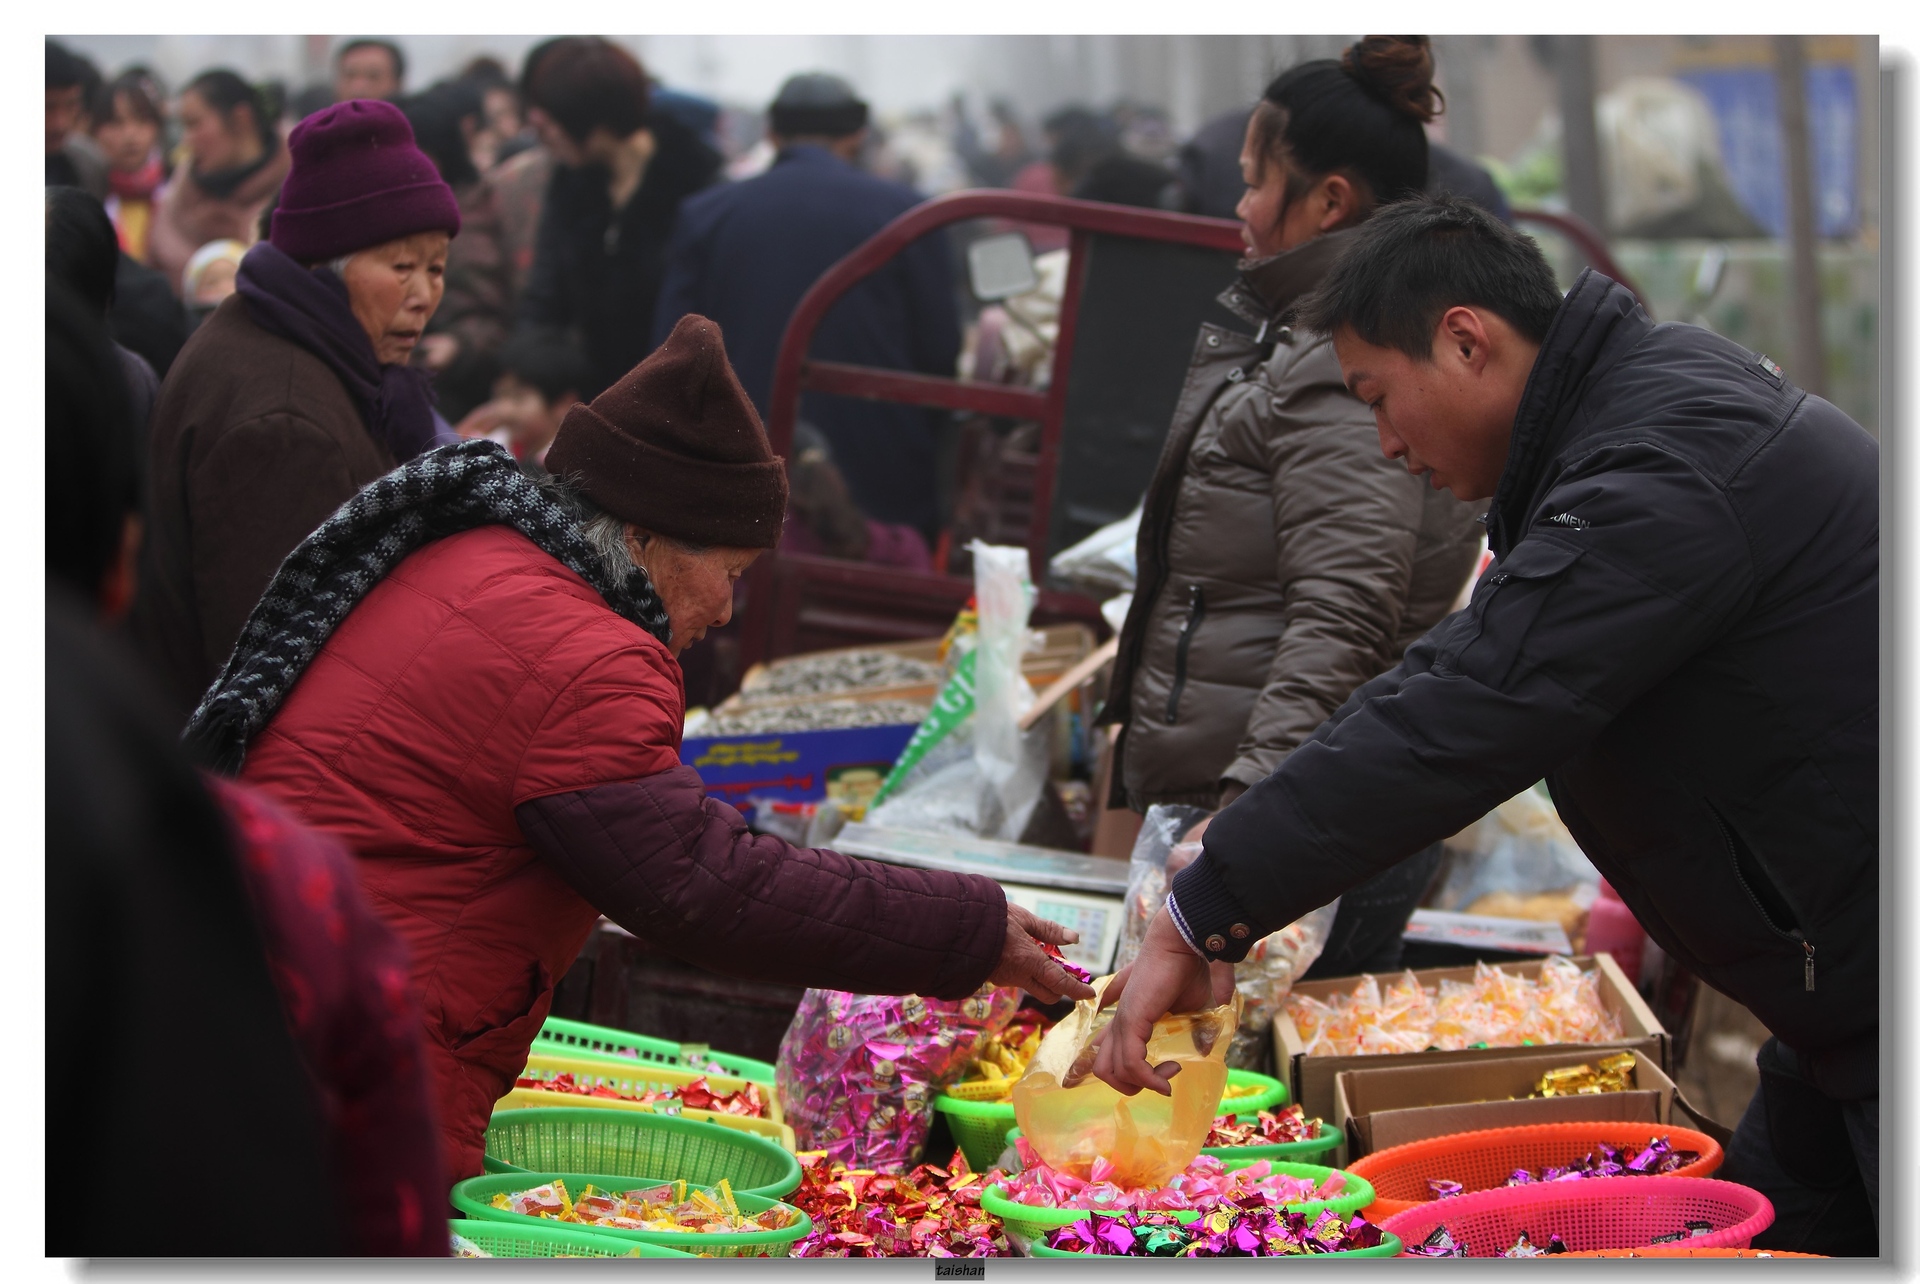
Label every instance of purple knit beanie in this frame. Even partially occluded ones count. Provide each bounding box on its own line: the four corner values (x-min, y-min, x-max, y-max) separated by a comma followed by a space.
269, 100, 460, 263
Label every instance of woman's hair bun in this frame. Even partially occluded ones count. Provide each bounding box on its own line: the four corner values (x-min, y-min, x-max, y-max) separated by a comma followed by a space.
1342, 35, 1444, 124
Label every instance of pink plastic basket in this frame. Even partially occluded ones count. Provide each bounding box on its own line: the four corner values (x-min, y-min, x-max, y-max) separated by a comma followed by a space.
1378, 1176, 1774, 1256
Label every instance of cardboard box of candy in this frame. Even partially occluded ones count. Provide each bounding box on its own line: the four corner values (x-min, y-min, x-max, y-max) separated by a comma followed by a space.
1272, 953, 1668, 1125
1333, 1047, 1679, 1160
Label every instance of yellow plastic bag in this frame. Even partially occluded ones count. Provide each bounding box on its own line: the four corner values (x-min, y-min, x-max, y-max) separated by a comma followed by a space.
1011, 976, 1240, 1188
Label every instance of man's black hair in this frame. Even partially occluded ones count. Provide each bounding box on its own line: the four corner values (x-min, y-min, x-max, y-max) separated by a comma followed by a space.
1072, 153, 1179, 210
524, 37, 649, 144
47, 40, 87, 91
401, 79, 484, 188
497, 333, 591, 406
46, 186, 119, 315
1299, 195, 1564, 360
47, 275, 137, 599
1043, 106, 1119, 188
338, 38, 406, 86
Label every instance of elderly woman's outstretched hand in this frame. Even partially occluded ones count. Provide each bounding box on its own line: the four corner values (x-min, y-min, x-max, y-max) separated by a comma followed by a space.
1091, 906, 1236, 1096
989, 903, 1099, 1005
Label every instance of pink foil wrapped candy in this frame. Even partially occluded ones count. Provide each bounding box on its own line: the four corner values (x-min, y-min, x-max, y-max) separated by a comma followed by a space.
777, 984, 1020, 1172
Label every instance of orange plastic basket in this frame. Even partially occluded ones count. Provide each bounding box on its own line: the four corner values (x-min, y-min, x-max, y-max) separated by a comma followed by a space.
1350, 1122, 1723, 1220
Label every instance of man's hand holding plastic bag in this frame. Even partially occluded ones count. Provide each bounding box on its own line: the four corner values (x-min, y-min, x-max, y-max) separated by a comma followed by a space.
1091, 907, 1236, 1096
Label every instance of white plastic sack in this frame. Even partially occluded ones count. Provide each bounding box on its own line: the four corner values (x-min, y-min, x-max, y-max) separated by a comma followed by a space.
1597, 76, 1732, 232
868, 541, 1045, 842
1433, 784, 1600, 914
1048, 506, 1141, 596
969, 540, 1046, 841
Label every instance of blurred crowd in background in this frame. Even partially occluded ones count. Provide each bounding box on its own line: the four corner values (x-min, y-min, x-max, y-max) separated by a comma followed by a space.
46, 34, 1881, 435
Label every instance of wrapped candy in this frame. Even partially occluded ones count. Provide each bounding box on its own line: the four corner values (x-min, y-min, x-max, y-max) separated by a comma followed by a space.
1649, 1219, 1718, 1244
1478, 1136, 1700, 1186
1044, 1206, 1383, 1257
1408, 1225, 1578, 1258
777, 984, 1021, 1172
1285, 958, 1622, 1057
512, 1071, 768, 1118
1288, 971, 1436, 1057
787, 1148, 1011, 1257
993, 1137, 1346, 1215
491, 1177, 797, 1235
450, 1232, 491, 1257
1045, 1211, 1194, 1256
494, 1181, 572, 1219
945, 1011, 1050, 1104
1404, 1226, 1468, 1258
1427, 1179, 1465, 1200
1202, 1104, 1322, 1148
1503, 1230, 1570, 1257
1534, 1051, 1639, 1096
1039, 939, 1094, 986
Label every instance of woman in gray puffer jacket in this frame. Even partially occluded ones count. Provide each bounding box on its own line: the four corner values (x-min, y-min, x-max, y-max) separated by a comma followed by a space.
1104, 37, 1483, 978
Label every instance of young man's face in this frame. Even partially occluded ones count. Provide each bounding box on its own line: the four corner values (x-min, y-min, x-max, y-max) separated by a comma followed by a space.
335, 46, 400, 102
491, 373, 578, 457
47, 84, 85, 155
1333, 307, 1542, 503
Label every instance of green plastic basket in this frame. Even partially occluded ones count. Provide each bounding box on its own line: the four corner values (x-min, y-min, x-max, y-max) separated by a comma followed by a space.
447, 1217, 692, 1258
932, 1093, 1018, 1172
1220, 1067, 1288, 1117
1027, 1227, 1403, 1258
980, 1160, 1375, 1247
1201, 1121, 1342, 1164
451, 1170, 812, 1258
535, 1016, 776, 1084
484, 1108, 801, 1199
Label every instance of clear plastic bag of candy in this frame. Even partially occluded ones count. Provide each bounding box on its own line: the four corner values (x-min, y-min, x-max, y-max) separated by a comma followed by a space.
777, 983, 1020, 1171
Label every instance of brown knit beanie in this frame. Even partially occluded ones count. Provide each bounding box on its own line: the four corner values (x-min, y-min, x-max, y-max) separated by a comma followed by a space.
545, 315, 789, 548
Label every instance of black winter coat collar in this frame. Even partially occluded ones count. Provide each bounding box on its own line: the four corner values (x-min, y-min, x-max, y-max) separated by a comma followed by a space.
1486, 270, 1651, 557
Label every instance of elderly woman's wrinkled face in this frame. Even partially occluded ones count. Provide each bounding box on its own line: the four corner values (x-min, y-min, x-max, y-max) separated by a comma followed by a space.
627, 532, 762, 657
339, 231, 450, 365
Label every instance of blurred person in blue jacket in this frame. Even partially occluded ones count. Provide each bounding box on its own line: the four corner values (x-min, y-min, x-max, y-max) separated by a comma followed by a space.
652, 72, 961, 541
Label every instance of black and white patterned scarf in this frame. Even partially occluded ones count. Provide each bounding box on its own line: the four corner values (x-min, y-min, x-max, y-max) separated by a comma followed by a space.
186, 439, 672, 774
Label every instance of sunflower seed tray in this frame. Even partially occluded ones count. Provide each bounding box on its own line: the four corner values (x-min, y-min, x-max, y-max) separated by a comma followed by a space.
699, 698, 930, 736
738, 649, 944, 702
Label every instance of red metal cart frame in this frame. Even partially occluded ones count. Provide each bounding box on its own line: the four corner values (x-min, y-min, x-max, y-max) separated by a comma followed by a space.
740, 191, 1245, 668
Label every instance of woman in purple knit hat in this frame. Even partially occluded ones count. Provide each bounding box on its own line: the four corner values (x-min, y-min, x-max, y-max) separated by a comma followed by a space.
130, 98, 463, 720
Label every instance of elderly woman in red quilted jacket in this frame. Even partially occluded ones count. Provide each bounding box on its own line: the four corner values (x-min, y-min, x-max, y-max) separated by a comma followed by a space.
188, 314, 1093, 1183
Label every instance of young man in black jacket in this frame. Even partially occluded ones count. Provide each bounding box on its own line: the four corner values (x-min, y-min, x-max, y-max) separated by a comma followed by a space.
517, 38, 722, 399
1094, 197, 1879, 1255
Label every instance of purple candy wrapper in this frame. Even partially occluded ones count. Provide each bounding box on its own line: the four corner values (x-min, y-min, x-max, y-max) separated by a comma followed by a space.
777, 984, 1019, 1172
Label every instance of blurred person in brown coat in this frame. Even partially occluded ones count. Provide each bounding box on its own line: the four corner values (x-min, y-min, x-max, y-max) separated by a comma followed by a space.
148, 70, 289, 293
